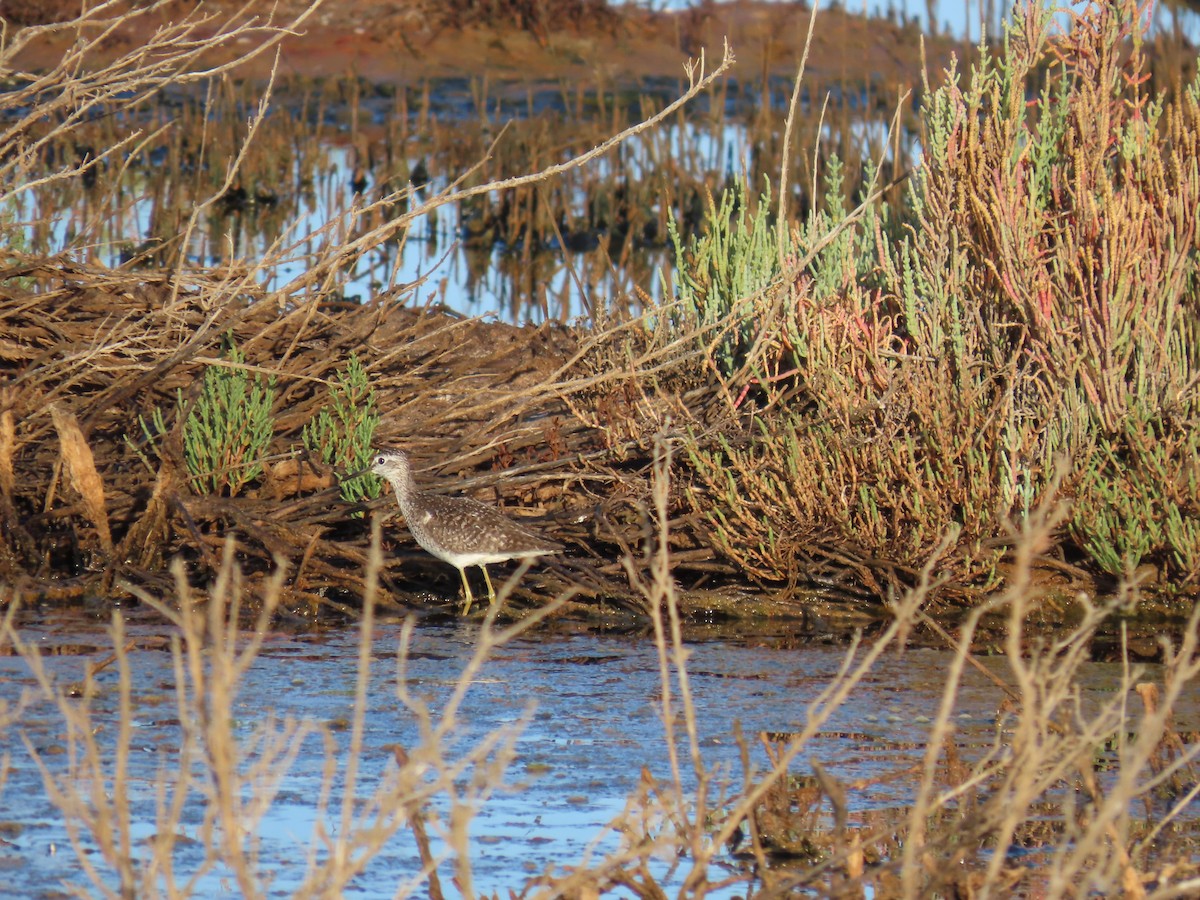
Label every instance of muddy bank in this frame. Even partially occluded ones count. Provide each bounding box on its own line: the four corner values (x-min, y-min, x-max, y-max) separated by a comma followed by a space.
0, 258, 744, 621
7, 1, 958, 94
0, 257, 940, 629
4, 256, 1195, 661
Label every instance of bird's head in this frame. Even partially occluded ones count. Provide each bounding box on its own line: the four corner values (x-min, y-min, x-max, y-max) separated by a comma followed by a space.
370, 449, 411, 481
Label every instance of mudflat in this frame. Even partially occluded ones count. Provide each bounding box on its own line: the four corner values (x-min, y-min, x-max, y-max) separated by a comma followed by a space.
8, 0, 959, 91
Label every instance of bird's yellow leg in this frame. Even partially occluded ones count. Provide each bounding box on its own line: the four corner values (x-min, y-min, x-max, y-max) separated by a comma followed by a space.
459, 568, 476, 615
482, 566, 497, 605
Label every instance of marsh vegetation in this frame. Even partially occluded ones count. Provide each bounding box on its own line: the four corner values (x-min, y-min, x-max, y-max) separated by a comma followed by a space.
1, 0, 1199, 895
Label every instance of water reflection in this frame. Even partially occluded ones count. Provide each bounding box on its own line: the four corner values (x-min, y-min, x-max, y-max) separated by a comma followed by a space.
3, 610, 1192, 897
13, 102, 911, 324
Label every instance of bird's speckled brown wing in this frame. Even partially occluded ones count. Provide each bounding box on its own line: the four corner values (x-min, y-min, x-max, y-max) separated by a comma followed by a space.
406, 493, 562, 559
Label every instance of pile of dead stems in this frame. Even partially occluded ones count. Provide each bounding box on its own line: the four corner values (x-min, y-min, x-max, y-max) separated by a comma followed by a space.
0, 0, 741, 617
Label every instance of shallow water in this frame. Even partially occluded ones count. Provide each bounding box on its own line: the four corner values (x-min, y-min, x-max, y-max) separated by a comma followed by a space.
0, 608, 1193, 897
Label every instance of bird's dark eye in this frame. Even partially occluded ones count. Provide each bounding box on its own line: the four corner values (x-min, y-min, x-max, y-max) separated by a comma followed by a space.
375, 455, 385, 465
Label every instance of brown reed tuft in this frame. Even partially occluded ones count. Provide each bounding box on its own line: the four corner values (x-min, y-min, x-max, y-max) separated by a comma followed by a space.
49, 403, 113, 555
0, 406, 14, 502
